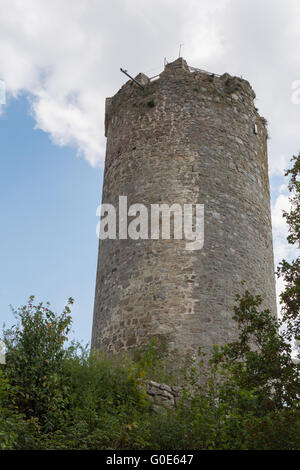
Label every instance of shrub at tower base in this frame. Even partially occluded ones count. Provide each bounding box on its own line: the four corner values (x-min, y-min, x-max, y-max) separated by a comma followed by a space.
0, 155, 299, 450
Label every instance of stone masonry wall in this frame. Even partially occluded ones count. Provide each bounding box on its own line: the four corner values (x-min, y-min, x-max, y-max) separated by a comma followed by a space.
144, 380, 181, 411
92, 57, 277, 357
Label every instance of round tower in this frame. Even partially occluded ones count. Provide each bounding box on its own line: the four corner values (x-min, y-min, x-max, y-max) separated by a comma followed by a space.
92, 57, 277, 355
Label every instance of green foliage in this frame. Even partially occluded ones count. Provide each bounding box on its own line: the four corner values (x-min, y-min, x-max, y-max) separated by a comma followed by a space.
1, 288, 300, 449
2, 296, 74, 432
0, 367, 40, 449
51, 348, 151, 450
0, 298, 153, 449
132, 337, 191, 385
172, 289, 300, 450
0, 368, 18, 449
215, 290, 299, 412
146, 98, 155, 108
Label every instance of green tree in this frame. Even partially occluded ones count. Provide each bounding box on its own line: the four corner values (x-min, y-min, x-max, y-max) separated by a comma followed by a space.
277, 154, 300, 341
2, 296, 74, 432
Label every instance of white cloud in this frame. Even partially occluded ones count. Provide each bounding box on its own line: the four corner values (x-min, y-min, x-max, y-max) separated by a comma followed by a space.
271, 187, 293, 267
275, 275, 285, 317
0, 0, 230, 166
0, 0, 299, 171
271, 180, 299, 315
31, 90, 105, 166
272, 194, 290, 237
269, 154, 291, 177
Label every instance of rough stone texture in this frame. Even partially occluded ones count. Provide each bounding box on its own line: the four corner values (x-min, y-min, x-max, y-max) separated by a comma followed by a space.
144, 380, 181, 410
92, 57, 277, 356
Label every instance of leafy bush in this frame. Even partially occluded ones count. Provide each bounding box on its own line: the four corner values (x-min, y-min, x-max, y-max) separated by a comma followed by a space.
1, 298, 153, 449
1, 288, 300, 449
2, 297, 75, 433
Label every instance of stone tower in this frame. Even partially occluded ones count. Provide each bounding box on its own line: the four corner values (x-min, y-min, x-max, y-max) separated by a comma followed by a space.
92, 58, 277, 356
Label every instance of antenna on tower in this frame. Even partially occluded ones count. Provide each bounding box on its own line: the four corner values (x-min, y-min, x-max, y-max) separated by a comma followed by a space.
178, 44, 184, 58
120, 68, 144, 89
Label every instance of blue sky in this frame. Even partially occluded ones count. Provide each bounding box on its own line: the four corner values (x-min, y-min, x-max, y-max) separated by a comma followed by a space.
0, 0, 299, 345
0, 94, 102, 344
